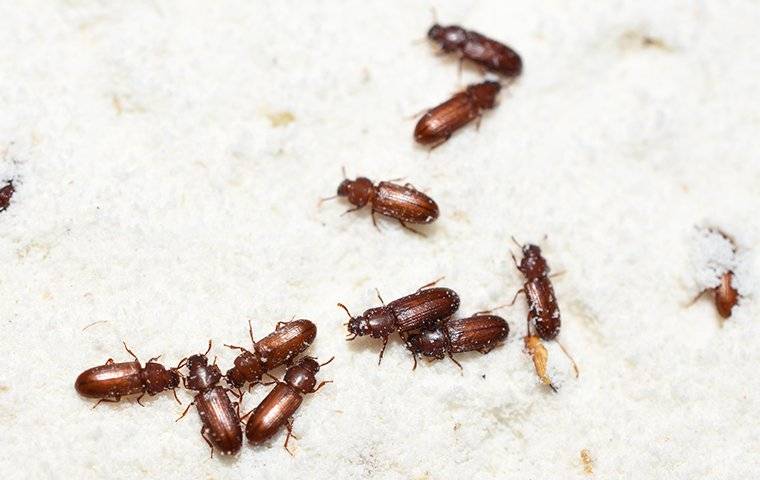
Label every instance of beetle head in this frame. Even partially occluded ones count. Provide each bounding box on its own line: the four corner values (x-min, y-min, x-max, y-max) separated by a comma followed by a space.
428, 24, 466, 51
337, 177, 374, 207
520, 244, 549, 277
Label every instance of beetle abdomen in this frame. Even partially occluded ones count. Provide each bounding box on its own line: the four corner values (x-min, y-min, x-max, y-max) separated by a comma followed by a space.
446, 315, 509, 353
196, 387, 242, 455
75, 361, 144, 398
246, 384, 303, 444
390, 287, 461, 332
374, 182, 439, 224
414, 93, 478, 144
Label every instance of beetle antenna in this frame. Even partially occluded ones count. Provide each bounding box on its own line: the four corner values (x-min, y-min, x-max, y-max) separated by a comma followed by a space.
318, 195, 338, 206
556, 338, 579, 378
175, 357, 188, 369
510, 235, 523, 250
341, 166, 347, 179
247, 319, 256, 348
320, 356, 335, 367
203, 339, 212, 357
430, 6, 439, 24
345, 333, 357, 341
337, 303, 354, 319
122, 342, 140, 363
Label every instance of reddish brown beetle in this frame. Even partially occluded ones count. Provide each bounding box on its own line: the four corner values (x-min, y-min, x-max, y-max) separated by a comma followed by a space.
509, 238, 579, 379
0, 180, 14, 212
75, 342, 182, 407
225, 319, 317, 388
414, 81, 501, 147
341, 280, 461, 363
690, 229, 740, 320
428, 24, 522, 77
177, 341, 243, 456
405, 313, 509, 369
245, 356, 333, 454
322, 171, 439, 235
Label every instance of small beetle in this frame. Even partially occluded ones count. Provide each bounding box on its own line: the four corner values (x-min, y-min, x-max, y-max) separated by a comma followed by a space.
75, 342, 182, 407
325, 172, 439, 235
428, 24, 522, 77
341, 280, 461, 363
405, 313, 509, 369
245, 356, 333, 454
509, 238, 578, 377
177, 341, 243, 457
414, 81, 501, 147
690, 229, 740, 320
225, 319, 317, 388
524, 334, 557, 392
0, 180, 14, 212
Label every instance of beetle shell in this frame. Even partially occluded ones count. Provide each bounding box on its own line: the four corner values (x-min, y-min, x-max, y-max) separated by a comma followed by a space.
446, 314, 509, 353
414, 81, 501, 145
246, 383, 303, 444
0, 181, 13, 211
525, 277, 560, 340
258, 320, 317, 368
389, 287, 460, 332
715, 271, 738, 318
407, 314, 509, 358
75, 361, 144, 398
373, 182, 439, 224
195, 386, 242, 455
428, 24, 522, 76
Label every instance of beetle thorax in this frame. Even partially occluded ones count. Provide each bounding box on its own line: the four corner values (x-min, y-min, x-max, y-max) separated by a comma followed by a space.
520, 245, 549, 278
225, 350, 263, 387
284, 363, 318, 393
142, 362, 179, 394
186, 355, 222, 391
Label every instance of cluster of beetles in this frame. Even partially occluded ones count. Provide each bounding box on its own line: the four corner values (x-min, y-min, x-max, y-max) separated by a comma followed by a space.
0, 18, 735, 459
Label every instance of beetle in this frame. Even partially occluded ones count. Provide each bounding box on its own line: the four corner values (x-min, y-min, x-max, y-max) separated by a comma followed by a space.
405, 313, 509, 369
0, 180, 14, 212
414, 81, 501, 147
75, 342, 182, 408
323, 172, 439, 235
524, 334, 557, 393
245, 356, 333, 454
177, 341, 243, 457
689, 228, 740, 320
225, 319, 317, 389
427, 24, 522, 77
341, 280, 460, 363
508, 238, 579, 377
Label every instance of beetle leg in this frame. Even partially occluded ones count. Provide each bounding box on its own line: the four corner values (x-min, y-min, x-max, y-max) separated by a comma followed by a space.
475, 114, 482, 131
92, 396, 120, 409
340, 205, 363, 216
275, 321, 288, 330
506, 288, 526, 307
284, 418, 298, 456
104, 358, 114, 366
398, 220, 425, 237
371, 210, 382, 232
247, 318, 257, 347
377, 336, 389, 365
374, 288, 387, 306
448, 353, 464, 371
172, 388, 182, 405
686, 289, 709, 307
224, 344, 248, 352
428, 135, 450, 151
200, 427, 215, 459
146, 355, 161, 364
556, 339, 580, 378
416, 277, 444, 292
175, 401, 194, 422
136, 393, 145, 407
311, 380, 333, 393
